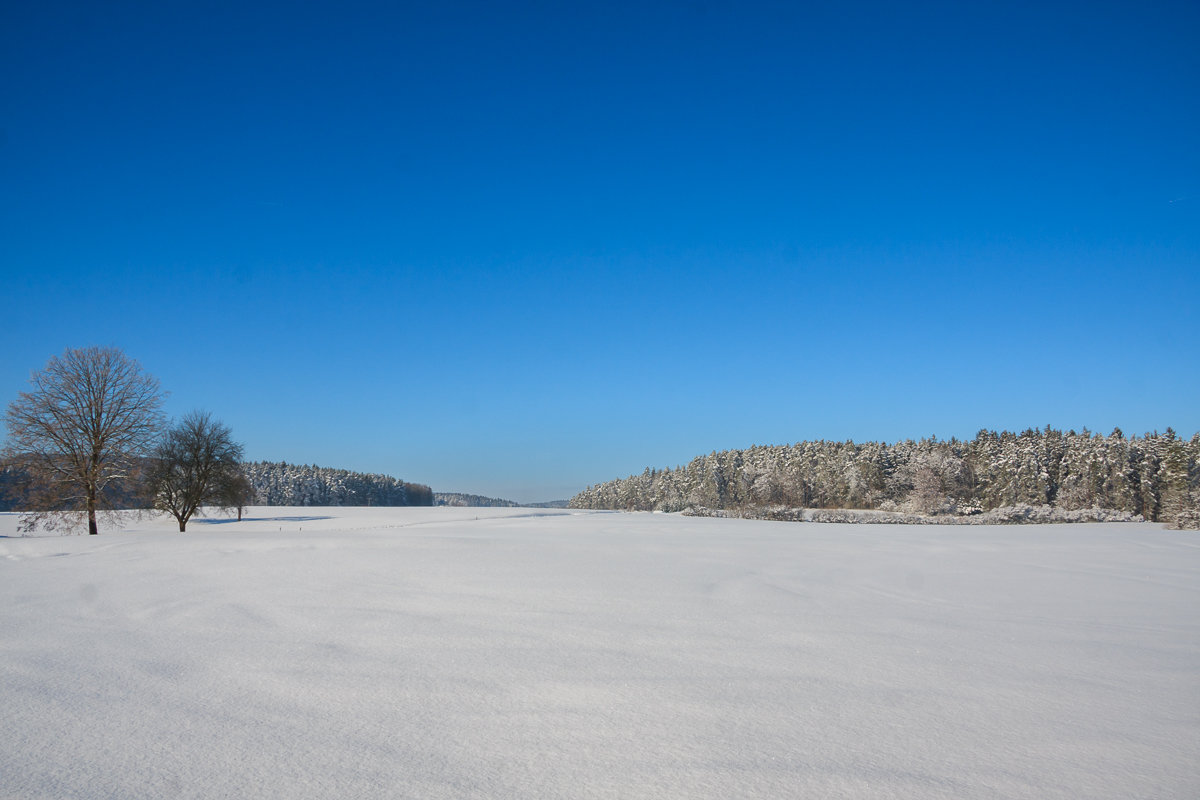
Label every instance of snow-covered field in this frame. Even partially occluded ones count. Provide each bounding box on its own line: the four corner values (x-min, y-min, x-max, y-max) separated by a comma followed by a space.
2, 508, 1197, 799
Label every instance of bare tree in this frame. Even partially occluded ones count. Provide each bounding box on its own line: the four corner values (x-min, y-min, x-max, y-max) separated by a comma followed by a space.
3, 347, 165, 535
149, 411, 244, 531
216, 469, 256, 521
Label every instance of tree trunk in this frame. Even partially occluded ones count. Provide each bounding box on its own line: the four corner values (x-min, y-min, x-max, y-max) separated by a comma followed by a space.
87, 486, 98, 535
178, 517, 187, 532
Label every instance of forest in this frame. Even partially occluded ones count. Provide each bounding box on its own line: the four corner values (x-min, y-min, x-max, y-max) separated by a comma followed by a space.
244, 461, 433, 507
435, 492, 520, 508
569, 427, 1200, 526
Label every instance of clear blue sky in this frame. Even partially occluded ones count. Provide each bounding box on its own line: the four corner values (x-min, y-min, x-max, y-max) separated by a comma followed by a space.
2, 1, 1197, 503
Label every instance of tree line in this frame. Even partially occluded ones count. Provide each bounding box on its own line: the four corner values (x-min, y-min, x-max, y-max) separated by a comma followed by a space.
2, 347, 429, 534
435, 492, 521, 508
569, 427, 1200, 527
246, 461, 432, 507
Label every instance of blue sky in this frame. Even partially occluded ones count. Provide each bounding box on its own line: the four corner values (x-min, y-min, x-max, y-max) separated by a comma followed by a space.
2, 0, 1197, 503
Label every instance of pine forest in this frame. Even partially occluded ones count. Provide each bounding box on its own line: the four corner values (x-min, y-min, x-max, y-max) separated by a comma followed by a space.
569, 427, 1200, 527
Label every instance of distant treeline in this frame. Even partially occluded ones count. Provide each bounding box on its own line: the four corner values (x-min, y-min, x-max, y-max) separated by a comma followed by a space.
0, 461, 151, 513
0, 466, 18, 511
570, 427, 1200, 525
1, 460, 434, 511
434, 493, 570, 508
243, 461, 432, 507
435, 492, 520, 507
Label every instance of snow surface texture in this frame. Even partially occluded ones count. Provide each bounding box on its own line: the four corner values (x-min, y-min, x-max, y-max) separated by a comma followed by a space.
2, 508, 1197, 799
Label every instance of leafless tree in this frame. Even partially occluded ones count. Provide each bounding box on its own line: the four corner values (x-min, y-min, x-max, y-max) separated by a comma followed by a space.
3, 347, 165, 534
149, 411, 244, 531
216, 469, 256, 521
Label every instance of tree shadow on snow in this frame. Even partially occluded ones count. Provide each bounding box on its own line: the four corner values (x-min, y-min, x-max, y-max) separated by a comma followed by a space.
193, 516, 334, 525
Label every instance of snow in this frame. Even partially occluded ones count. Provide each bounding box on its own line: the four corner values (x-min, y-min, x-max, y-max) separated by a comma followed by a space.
2, 508, 1197, 799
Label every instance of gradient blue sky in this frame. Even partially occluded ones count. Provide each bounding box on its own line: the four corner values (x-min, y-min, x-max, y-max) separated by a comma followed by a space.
2, 1, 1197, 502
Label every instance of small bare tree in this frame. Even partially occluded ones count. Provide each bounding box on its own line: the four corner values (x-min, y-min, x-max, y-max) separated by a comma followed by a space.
149, 411, 245, 531
216, 469, 256, 521
3, 347, 165, 535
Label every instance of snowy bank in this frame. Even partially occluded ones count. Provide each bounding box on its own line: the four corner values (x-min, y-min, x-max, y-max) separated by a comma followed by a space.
682, 503, 1144, 524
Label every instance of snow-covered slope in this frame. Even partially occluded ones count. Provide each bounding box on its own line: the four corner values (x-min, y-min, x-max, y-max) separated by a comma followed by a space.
2, 509, 1197, 799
